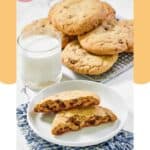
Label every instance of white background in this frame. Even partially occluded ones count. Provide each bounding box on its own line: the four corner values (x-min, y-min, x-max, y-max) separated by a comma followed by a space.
1, 82, 150, 149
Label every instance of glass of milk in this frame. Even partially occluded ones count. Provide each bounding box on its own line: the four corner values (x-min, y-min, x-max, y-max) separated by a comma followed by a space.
18, 28, 62, 91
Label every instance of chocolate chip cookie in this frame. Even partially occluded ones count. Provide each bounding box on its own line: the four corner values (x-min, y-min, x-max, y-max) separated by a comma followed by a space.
78, 19, 133, 55
51, 106, 117, 135
49, 0, 103, 35
62, 41, 118, 75
34, 90, 100, 113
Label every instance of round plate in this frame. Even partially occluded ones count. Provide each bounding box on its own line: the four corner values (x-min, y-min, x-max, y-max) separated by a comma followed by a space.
27, 80, 128, 147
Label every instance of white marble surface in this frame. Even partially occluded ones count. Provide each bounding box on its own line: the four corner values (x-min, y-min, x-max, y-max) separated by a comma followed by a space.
17, 0, 133, 149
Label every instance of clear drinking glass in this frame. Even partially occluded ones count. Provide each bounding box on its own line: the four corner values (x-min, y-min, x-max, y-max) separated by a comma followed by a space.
17, 27, 62, 91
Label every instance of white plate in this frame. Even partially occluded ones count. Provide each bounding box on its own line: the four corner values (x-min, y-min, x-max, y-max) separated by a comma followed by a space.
27, 80, 128, 147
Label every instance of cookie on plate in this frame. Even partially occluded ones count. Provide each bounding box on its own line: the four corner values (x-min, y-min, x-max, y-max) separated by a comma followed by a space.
49, 0, 103, 35
51, 106, 117, 135
62, 41, 118, 75
78, 19, 134, 55
34, 90, 100, 113
22, 18, 74, 48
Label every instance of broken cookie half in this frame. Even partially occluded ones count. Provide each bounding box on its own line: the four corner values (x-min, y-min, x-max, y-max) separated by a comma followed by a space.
34, 90, 100, 113
51, 106, 117, 135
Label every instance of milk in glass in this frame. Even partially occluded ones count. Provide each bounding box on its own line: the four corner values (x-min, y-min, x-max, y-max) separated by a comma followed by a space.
18, 33, 62, 90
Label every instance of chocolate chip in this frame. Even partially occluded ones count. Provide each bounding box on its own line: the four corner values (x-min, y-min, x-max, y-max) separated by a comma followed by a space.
68, 15, 73, 19
87, 120, 96, 125
56, 100, 65, 108
74, 120, 80, 126
64, 6, 69, 9
68, 117, 75, 122
41, 25, 45, 28
104, 27, 109, 31
95, 116, 101, 120
118, 39, 124, 44
69, 59, 78, 64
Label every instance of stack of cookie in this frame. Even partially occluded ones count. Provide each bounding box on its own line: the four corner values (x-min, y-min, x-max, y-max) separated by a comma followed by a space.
22, 0, 133, 76
34, 90, 117, 135
49, 0, 133, 75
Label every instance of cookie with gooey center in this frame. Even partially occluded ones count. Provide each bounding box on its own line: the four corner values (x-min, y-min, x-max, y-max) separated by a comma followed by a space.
52, 106, 117, 135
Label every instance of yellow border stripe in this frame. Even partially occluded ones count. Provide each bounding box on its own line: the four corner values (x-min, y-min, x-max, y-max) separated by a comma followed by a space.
0, 0, 16, 83
134, 0, 150, 83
